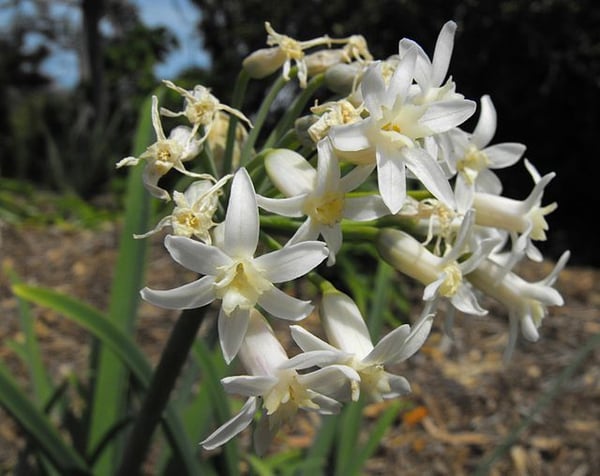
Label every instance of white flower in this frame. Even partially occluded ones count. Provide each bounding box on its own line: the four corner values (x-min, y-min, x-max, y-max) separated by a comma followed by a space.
141, 167, 328, 363
200, 310, 357, 454
472, 159, 558, 274
377, 210, 499, 316
256, 139, 389, 265
398, 20, 463, 104
160, 80, 252, 144
467, 251, 570, 360
329, 48, 475, 213
446, 95, 526, 210
284, 289, 433, 403
116, 95, 210, 200
133, 176, 231, 243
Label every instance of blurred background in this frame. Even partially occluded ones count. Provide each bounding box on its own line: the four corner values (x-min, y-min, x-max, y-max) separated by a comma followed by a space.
1, 0, 598, 267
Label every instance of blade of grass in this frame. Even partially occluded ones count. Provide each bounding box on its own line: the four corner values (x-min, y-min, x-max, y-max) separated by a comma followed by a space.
350, 401, 401, 475
11, 283, 202, 475
299, 415, 338, 476
333, 400, 365, 476
87, 91, 159, 474
367, 260, 394, 340
193, 339, 240, 476
0, 360, 89, 474
4, 265, 54, 405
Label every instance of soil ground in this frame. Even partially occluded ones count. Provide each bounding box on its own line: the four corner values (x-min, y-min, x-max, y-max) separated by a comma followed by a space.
0, 220, 598, 475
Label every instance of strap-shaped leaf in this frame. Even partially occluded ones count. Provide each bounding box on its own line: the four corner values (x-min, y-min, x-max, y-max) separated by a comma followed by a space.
0, 360, 89, 474
11, 283, 201, 475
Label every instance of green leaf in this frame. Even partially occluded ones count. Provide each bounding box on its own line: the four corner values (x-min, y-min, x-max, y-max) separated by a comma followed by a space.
0, 360, 89, 474
4, 265, 54, 406
193, 340, 240, 476
299, 415, 338, 476
87, 90, 159, 474
11, 284, 202, 475
350, 401, 401, 474
333, 400, 365, 476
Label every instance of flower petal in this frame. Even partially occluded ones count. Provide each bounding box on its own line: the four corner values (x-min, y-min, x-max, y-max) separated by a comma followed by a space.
298, 365, 360, 397
265, 148, 315, 195
386, 374, 411, 397
343, 195, 390, 221
376, 145, 406, 214
200, 397, 257, 450
140, 275, 216, 309
330, 120, 373, 153
165, 235, 230, 275
255, 241, 328, 283
362, 324, 410, 365
431, 20, 457, 87
218, 307, 251, 364
290, 325, 338, 352
221, 375, 277, 396
387, 311, 434, 364
283, 349, 347, 370
485, 143, 526, 169
419, 99, 476, 134
258, 287, 314, 321
403, 147, 455, 208
256, 194, 307, 217
321, 290, 374, 359
471, 95, 496, 149
224, 167, 259, 257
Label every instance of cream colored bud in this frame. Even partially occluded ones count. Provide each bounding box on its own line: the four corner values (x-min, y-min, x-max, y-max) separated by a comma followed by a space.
242, 47, 287, 79
324, 62, 364, 95
305, 49, 346, 76
294, 115, 319, 148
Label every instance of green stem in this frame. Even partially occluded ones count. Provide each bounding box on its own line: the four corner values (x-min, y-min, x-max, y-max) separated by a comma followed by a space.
223, 70, 250, 175
239, 68, 298, 166
262, 73, 324, 150
116, 308, 205, 476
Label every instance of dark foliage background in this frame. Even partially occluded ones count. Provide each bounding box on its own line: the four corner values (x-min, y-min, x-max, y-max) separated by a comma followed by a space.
2, 0, 598, 267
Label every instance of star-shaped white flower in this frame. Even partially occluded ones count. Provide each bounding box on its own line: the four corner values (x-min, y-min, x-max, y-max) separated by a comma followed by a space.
467, 250, 570, 360
329, 49, 475, 213
378, 210, 499, 316
446, 95, 526, 211
141, 167, 328, 363
200, 310, 357, 454
256, 139, 389, 265
284, 288, 433, 403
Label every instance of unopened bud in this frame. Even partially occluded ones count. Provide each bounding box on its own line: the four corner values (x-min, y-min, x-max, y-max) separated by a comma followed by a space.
305, 49, 346, 76
242, 47, 287, 79
324, 62, 364, 95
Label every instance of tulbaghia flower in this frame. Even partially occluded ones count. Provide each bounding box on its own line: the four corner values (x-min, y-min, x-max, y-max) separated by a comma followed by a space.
133, 175, 231, 243
398, 20, 462, 104
200, 310, 358, 454
256, 139, 389, 265
285, 288, 433, 403
141, 167, 328, 363
329, 48, 475, 213
377, 210, 499, 315
472, 159, 558, 272
467, 251, 570, 360
116, 96, 210, 200
447, 95, 526, 210
160, 80, 252, 144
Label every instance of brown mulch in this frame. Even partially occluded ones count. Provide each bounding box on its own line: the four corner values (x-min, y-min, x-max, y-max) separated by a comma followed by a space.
0, 220, 598, 475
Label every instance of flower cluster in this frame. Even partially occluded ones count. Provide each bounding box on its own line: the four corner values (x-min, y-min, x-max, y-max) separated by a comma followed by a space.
119, 20, 569, 454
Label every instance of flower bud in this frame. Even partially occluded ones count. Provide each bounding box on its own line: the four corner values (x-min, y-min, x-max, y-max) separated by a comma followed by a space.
324, 62, 364, 95
242, 47, 287, 79
305, 49, 346, 76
